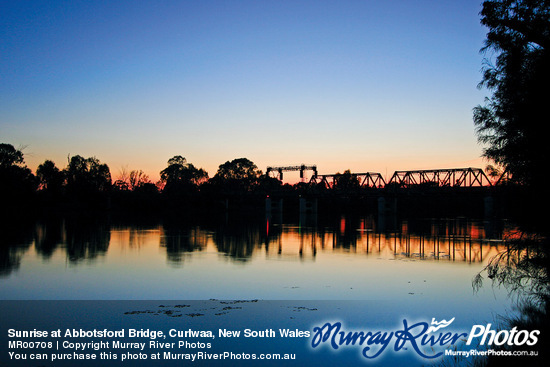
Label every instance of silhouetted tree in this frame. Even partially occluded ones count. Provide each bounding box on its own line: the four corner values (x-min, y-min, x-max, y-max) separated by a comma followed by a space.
0, 143, 24, 167
474, 0, 550, 190
112, 179, 130, 191
134, 182, 159, 195
64, 155, 111, 202
36, 160, 64, 194
211, 158, 262, 192
129, 170, 150, 190
113, 167, 131, 191
334, 170, 360, 190
0, 143, 37, 210
112, 168, 161, 212
159, 156, 208, 194
113, 169, 151, 191
473, 5, 550, 355
256, 174, 283, 194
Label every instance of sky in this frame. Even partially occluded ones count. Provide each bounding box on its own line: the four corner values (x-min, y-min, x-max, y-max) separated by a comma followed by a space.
1, 0, 491, 182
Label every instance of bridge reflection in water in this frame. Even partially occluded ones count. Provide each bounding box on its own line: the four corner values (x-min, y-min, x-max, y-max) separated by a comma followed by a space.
263, 216, 511, 263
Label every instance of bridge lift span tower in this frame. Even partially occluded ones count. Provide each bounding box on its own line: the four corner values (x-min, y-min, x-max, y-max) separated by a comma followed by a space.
266, 164, 318, 181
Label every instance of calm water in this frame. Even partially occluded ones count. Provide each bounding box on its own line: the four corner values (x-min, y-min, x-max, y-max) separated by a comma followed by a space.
1, 212, 524, 366
1, 213, 513, 306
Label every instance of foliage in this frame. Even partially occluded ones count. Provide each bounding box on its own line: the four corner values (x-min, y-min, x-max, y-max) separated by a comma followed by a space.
0, 143, 25, 168
474, 233, 550, 307
214, 158, 261, 181
64, 155, 112, 195
36, 160, 64, 192
129, 170, 150, 190
114, 169, 151, 191
0, 144, 37, 208
256, 174, 283, 192
211, 158, 262, 192
473, 232, 550, 365
334, 170, 360, 190
160, 156, 208, 193
473, 0, 550, 188
484, 164, 502, 179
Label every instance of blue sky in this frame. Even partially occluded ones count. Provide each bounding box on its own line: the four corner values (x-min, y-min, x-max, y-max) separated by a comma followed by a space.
1, 0, 490, 181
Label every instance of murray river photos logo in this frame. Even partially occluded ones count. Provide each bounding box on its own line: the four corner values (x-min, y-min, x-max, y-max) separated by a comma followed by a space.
310, 317, 540, 360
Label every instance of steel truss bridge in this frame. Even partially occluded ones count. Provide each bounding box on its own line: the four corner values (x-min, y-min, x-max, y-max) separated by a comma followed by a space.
309, 172, 386, 188
267, 165, 495, 188
387, 168, 492, 188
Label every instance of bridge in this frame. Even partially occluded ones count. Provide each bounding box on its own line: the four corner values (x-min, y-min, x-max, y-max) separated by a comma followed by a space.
267, 165, 318, 181
267, 165, 496, 188
387, 167, 492, 188
309, 172, 386, 188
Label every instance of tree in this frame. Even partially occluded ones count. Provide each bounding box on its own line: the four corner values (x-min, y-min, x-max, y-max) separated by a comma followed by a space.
473, 0, 550, 189
113, 167, 131, 191
64, 155, 112, 196
36, 160, 64, 194
256, 174, 283, 193
113, 169, 151, 191
160, 156, 208, 193
211, 158, 262, 192
334, 170, 360, 190
128, 170, 151, 190
0, 143, 37, 208
0, 143, 24, 168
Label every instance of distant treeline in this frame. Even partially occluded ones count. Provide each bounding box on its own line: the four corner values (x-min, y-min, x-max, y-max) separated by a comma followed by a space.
2, 143, 379, 214
2, 143, 530, 222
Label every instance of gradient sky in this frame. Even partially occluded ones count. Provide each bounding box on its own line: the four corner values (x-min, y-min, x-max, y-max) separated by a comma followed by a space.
1, 0, 490, 182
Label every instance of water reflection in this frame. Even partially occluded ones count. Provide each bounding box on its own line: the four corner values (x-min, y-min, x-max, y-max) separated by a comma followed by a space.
0, 214, 516, 277
0, 220, 34, 276
34, 218, 63, 258
0, 216, 113, 276
64, 217, 110, 262
263, 215, 511, 264
212, 219, 263, 261
161, 221, 208, 265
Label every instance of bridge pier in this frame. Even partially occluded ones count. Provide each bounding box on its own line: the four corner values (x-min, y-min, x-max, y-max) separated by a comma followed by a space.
484, 196, 494, 218
266, 197, 283, 213
377, 196, 397, 215
377, 196, 397, 232
299, 197, 318, 214
265, 196, 283, 224
299, 197, 318, 228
